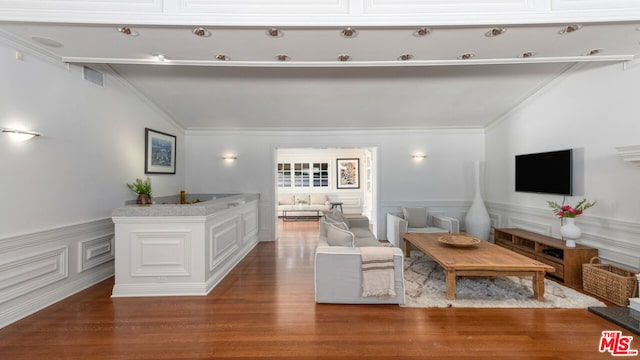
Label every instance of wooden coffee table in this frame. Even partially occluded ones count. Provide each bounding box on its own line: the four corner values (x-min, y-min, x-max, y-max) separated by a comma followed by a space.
403, 233, 555, 301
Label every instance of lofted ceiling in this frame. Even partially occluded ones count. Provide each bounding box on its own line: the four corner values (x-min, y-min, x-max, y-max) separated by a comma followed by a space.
1, 18, 639, 130
109, 62, 575, 130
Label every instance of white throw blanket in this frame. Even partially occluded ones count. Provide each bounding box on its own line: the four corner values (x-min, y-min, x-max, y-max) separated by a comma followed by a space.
360, 247, 396, 298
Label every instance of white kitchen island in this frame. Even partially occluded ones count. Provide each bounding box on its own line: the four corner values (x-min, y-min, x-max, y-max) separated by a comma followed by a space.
111, 193, 259, 297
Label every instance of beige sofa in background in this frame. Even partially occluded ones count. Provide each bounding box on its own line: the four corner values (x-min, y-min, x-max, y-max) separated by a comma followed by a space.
277, 193, 331, 217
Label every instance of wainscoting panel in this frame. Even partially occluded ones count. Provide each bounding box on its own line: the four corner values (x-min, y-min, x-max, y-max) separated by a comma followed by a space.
204, 200, 260, 294
0, 218, 115, 329
508, 217, 553, 236
487, 211, 502, 242
0, 246, 68, 304
130, 231, 192, 277
209, 218, 240, 270
242, 207, 259, 244
78, 235, 114, 273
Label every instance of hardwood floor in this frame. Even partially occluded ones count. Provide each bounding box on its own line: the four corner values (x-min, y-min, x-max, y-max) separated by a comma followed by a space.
0, 221, 631, 359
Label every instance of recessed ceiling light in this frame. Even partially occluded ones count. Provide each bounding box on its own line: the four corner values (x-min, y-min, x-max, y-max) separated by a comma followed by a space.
192, 27, 211, 37
31, 36, 63, 48
457, 53, 475, 60
215, 54, 230, 61
267, 28, 283, 37
275, 54, 290, 61
398, 54, 414, 61
519, 51, 536, 58
485, 27, 506, 37
337, 54, 351, 62
152, 53, 166, 62
117, 26, 139, 37
340, 28, 357, 38
413, 27, 431, 37
584, 49, 602, 56
559, 24, 582, 35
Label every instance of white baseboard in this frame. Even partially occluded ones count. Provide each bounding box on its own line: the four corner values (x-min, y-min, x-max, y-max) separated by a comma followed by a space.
112, 282, 207, 297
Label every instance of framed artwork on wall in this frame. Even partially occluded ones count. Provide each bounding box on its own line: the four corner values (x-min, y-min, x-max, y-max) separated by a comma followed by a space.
336, 158, 360, 189
145, 128, 176, 174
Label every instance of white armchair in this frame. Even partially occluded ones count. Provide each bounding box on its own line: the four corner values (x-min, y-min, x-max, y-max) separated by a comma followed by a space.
386, 207, 460, 250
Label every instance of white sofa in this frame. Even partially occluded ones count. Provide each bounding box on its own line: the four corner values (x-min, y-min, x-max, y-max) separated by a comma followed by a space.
386, 207, 460, 251
277, 193, 331, 217
314, 211, 406, 304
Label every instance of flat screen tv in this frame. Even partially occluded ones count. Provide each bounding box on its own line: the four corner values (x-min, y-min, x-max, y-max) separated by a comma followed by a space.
515, 149, 572, 196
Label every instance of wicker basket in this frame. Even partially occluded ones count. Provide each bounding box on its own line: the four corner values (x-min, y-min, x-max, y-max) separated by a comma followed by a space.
582, 257, 638, 306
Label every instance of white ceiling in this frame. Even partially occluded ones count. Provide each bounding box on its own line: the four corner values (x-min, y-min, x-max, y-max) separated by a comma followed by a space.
109, 62, 574, 130
0, 19, 639, 130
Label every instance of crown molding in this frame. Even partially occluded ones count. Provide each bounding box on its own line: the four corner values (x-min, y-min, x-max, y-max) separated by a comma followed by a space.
184, 127, 486, 136
616, 145, 640, 166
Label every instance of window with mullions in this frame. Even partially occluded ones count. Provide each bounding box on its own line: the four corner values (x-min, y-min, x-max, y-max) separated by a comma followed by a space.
294, 163, 310, 187
277, 162, 329, 188
313, 163, 329, 187
277, 163, 291, 187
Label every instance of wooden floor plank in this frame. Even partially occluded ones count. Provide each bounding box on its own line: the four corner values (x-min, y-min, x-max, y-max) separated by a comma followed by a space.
0, 220, 630, 359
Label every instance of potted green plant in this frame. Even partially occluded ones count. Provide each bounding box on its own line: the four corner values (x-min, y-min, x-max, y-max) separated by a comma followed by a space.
127, 177, 152, 205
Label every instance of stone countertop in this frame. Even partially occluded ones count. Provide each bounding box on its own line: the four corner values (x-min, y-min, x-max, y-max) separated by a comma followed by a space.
112, 193, 260, 217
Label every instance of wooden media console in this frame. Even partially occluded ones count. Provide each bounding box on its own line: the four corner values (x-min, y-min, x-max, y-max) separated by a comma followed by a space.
494, 228, 599, 287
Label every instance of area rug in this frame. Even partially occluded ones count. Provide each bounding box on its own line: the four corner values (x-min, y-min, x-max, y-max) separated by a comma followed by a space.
402, 252, 606, 308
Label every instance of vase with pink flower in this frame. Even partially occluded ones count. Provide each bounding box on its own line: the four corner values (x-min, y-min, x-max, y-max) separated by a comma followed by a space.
547, 199, 596, 247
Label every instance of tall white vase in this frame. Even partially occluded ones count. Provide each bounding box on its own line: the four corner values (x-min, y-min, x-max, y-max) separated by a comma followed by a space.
465, 161, 491, 241
560, 217, 581, 248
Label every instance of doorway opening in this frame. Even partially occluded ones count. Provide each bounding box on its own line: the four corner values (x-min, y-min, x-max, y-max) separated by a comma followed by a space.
274, 147, 377, 239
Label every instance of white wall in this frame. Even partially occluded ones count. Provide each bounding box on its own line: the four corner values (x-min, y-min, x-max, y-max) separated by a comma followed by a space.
185, 129, 484, 240
0, 44, 185, 238
485, 61, 640, 269
0, 41, 185, 327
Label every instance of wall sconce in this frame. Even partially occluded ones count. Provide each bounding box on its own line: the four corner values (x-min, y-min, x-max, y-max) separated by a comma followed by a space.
222, 154, 237, 161
2, 128, 42, 141
412, 154, 428, 161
